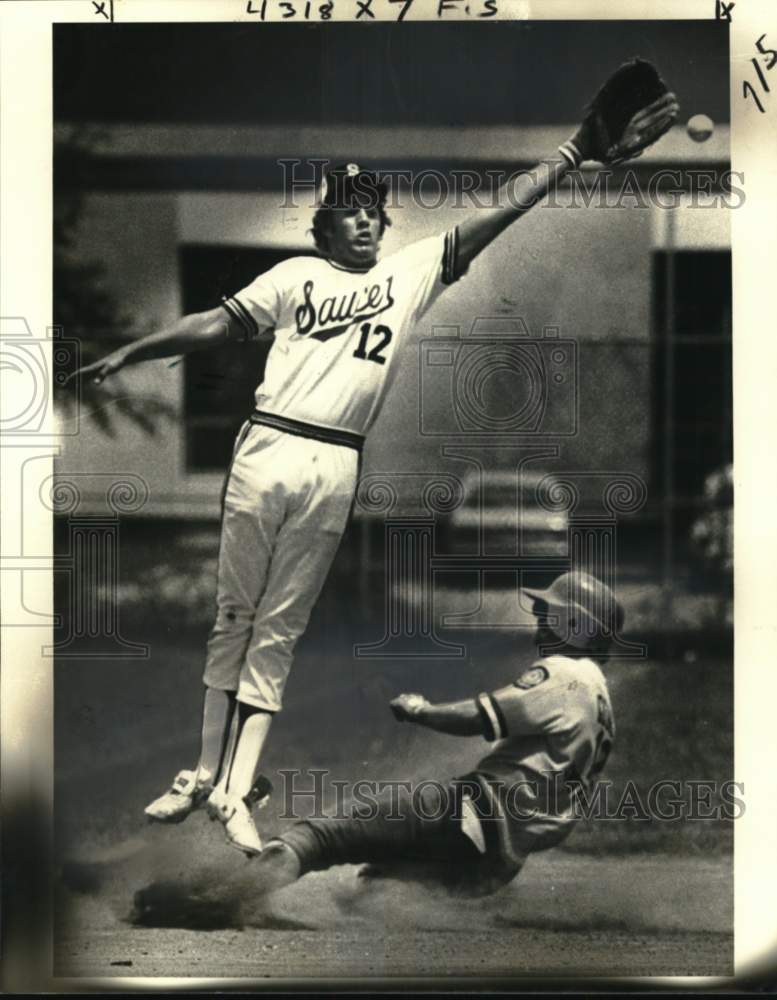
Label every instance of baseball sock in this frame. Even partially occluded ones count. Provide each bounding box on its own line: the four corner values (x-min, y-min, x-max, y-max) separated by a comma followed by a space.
222, 702, 273, 800
197, 687, 237, 785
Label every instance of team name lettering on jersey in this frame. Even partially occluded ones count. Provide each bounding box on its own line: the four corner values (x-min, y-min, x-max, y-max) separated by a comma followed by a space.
226, 229, 460, 437
294, 276, 396, 342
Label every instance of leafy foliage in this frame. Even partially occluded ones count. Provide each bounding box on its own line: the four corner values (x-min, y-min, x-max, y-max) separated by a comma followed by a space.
54, 126, 176, 436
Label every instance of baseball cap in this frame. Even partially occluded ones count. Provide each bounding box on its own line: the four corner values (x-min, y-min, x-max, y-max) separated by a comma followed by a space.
318, 163, 388, 210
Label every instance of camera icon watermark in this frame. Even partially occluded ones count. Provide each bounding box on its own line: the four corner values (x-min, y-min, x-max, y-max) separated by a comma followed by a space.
0, 318, 80, 435
419, 318, 578, 437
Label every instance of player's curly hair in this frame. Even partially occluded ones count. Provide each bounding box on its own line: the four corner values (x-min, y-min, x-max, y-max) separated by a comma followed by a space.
310, 204, 392, 256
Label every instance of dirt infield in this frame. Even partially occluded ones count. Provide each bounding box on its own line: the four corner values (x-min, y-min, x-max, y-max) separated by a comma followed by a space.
56, 843, 732, 980
55, 924, 731, 981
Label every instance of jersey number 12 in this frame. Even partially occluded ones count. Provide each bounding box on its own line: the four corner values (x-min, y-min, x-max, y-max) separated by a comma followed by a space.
353, 322, 393, 366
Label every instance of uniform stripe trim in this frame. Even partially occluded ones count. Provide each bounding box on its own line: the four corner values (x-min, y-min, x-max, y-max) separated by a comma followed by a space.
221, 297, 248, 334
442, 227, 458, 285
558, 140, 583, 169
231, 296, 260, 338
250, 409, 364, 453
477, 693, 504, 742
221, 295, 260, 341
491, 696, 508, 739
442, 226, 469, 285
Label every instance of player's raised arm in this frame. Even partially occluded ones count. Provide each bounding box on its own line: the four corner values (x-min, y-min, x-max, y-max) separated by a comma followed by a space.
455, 59, 679, 274
67, 305, 242, 386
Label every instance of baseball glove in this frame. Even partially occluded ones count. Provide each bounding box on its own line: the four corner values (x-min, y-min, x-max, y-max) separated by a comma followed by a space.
580, 58, 679, 165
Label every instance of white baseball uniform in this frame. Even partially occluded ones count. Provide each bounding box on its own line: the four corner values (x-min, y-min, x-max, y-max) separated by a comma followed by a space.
204, 228, 465, 710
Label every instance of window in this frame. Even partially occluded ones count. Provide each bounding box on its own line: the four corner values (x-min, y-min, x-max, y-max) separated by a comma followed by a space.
651, 250, 733, 547
179, 244, 314, 471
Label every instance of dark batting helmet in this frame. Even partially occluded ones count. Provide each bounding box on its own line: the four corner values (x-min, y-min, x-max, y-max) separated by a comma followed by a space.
523, 571, 624, 650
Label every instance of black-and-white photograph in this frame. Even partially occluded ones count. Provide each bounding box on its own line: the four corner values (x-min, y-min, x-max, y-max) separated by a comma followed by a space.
4, 1, 776, 989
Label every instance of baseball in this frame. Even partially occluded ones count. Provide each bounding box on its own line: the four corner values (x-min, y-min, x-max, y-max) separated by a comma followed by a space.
686, 114, 714, 143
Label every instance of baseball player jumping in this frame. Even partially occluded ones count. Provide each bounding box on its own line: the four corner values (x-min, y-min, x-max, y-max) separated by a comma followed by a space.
71, 62, 677, 856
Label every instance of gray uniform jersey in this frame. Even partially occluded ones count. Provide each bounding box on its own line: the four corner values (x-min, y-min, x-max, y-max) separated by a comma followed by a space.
466, 655, 615, 862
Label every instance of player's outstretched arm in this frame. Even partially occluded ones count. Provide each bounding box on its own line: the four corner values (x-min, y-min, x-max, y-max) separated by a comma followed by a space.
390, 693, 485, 737
455, 61, 679, 274
455, 153, 573, 275
67, 306, 239, 386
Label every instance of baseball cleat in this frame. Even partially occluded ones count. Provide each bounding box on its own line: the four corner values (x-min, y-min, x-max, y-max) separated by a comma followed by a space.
254, 840, 302, 891
144, 768, 213, 824
206, 784, 264, 857
246, 773, 274, 810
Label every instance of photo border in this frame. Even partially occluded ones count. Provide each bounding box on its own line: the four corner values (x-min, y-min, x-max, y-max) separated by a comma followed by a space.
1, 0, 775, 990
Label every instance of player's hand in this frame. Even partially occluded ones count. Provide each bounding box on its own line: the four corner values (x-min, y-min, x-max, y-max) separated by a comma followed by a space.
390, 693, 430, 723
65, 350, 128, 387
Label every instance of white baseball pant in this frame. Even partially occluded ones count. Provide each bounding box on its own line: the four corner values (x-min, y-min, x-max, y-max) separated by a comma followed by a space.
203, 423, 359, 711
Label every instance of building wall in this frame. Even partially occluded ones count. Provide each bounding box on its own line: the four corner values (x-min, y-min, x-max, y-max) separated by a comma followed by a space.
57, 132, 730, 517
58, 192, 192, 510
